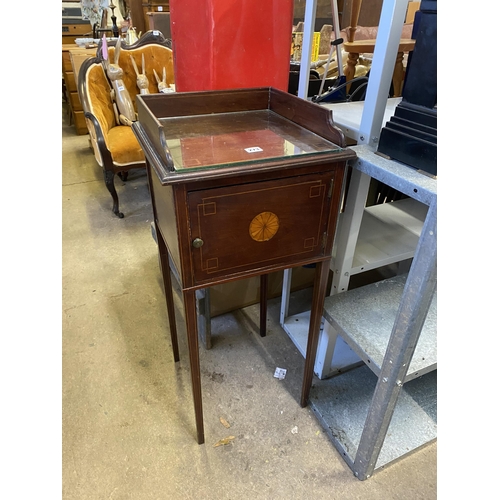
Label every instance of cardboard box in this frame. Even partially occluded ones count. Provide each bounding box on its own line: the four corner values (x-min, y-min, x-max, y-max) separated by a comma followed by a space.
209, 266, 316, 317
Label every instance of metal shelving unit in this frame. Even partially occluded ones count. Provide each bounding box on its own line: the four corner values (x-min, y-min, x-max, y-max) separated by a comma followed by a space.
309, 144, 437, 480
281, 156, 431, 381
310, 365, 436, 472
322, 273, 436, 382
279, 0, 437, 480
342, 197, 428, 275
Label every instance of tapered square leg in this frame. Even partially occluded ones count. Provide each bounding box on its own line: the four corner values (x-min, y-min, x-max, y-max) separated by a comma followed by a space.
301, 259, 330, 407
157, 229, 180, 362
183, 288, 205, 444
259, 274, 268, 337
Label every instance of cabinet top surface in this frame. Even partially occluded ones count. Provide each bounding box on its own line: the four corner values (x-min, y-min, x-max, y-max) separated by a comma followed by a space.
160, 110, 343, 172
134, 87, 356, 182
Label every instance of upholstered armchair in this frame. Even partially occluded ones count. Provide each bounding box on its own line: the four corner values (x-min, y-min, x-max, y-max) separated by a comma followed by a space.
78, 31, 174, 218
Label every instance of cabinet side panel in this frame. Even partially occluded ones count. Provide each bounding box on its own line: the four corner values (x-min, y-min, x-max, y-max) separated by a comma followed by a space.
150, 171, 182, 276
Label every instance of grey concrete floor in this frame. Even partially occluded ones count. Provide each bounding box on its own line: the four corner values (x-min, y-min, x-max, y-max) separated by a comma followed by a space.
62, 105, 437, 499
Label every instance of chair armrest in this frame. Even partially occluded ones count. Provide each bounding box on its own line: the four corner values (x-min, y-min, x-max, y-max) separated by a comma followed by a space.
84, 111, 114, 169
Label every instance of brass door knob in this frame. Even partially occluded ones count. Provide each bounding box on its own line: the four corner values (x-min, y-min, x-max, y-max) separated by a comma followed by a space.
192, 238, 204, 248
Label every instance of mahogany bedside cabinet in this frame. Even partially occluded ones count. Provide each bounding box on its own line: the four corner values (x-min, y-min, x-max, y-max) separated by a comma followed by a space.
132, 87, 356, 444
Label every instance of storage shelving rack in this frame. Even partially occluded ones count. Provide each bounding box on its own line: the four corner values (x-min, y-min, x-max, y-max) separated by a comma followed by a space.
309, 144, 436, 479
279, 0, 437, 479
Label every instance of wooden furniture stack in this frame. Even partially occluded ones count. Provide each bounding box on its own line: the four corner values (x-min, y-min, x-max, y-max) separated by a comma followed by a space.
62, 45, 96, 135
129, 0, 170, 35
145, 11, 171, 38
62, 23, 92, 45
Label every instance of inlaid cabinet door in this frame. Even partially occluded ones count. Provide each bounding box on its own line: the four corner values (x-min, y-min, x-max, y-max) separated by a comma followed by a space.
187, 171, 335, 285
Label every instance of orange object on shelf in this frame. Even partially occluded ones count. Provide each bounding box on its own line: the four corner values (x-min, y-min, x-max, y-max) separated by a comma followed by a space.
169, 0, 294, 92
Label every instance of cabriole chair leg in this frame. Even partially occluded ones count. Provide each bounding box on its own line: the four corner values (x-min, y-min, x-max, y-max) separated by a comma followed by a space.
104, 169, 124, 218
